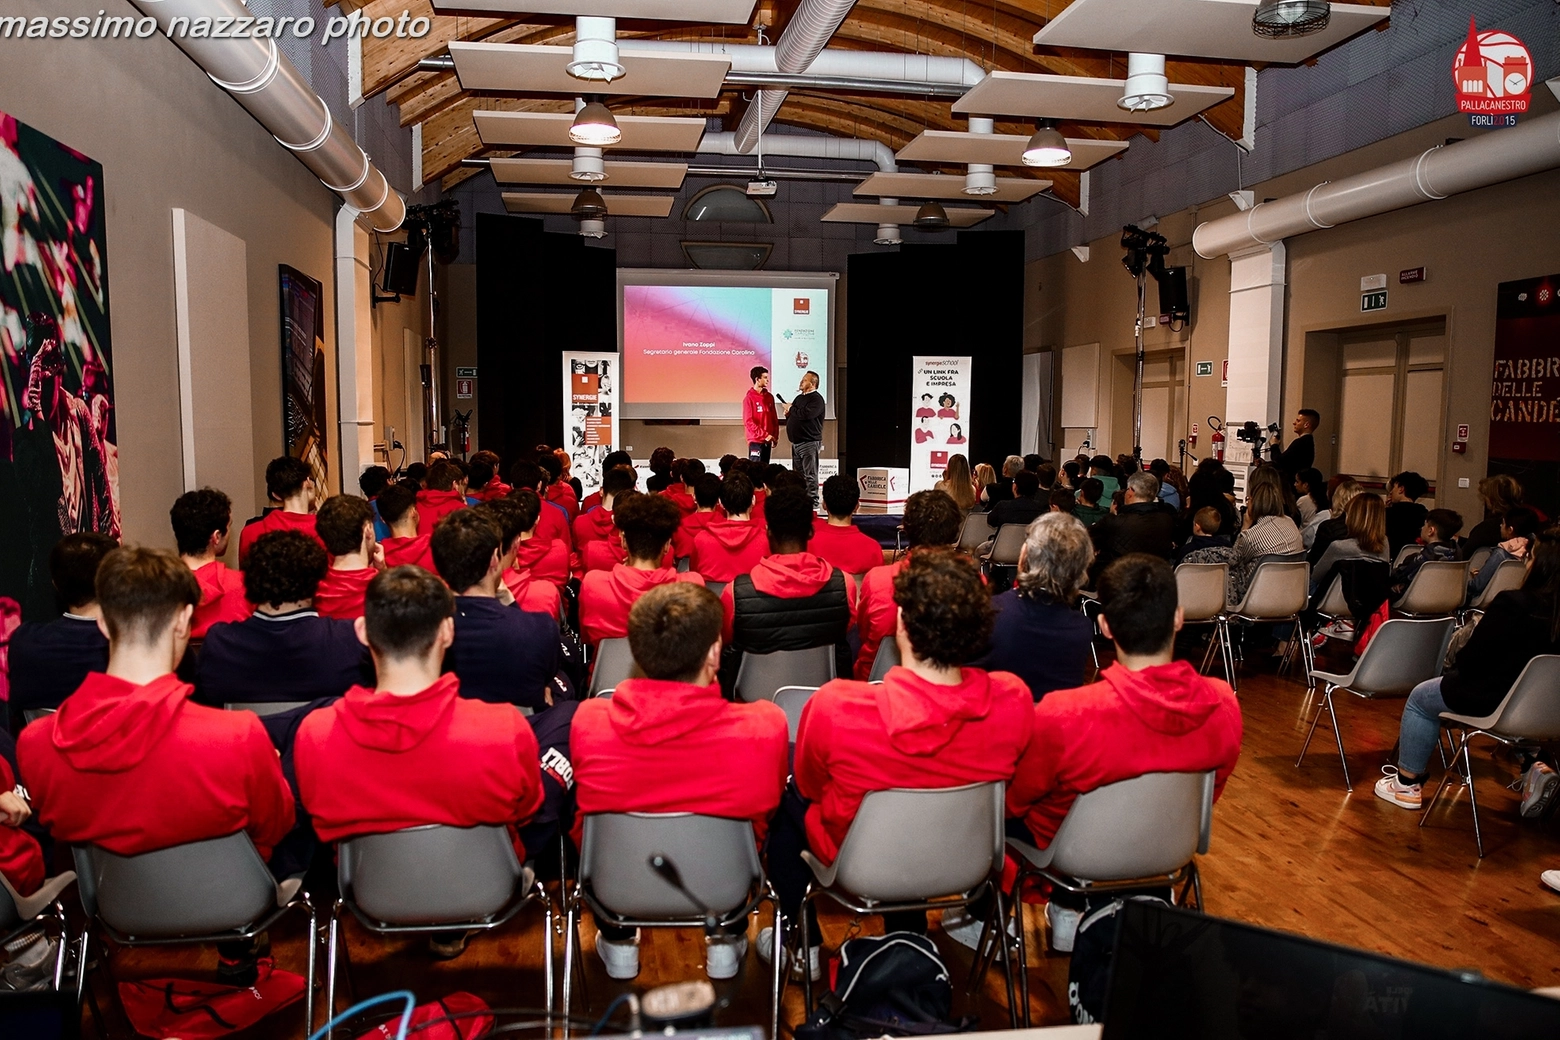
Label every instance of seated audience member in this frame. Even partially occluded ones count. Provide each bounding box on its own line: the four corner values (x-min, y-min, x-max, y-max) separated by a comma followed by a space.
197, 531, 371, 705
580, 491, 678, 574
360, 466, 394, 541
580, 494, 702, 648
477, 499, 561, 618
1089, 471, 1177, 582
0, 750, 43, 898
1468, 505, 1540, 599
1035, 462, 1058, 493
464, 451, 511, 505
769, 548, 1033, 962
1088, 455, 1121, 501
1384, 470, 1430, 560
989, 470, 1046, 531
934, 454, 978, 513
673, 473, 722, 562
539, 451, 580, 520
1025, 453, 1046, 474
416, 461, 467, 537
506, 489, 571, 590
810, 474, 887, 577
581, 451, 633, 514
972, 463, 997, 509
1228, 468, 1304, 603
1148, 459, 1181, 511
1389, 508, 1463, 599
172, 489, 250, 637
378, 482, 437, 572
19, 547, 293, 983
1049, 487, 1077, 515
1465, 474, 1524, 557
1308, 479, 1362, 562
295, 566, 544, 959
1310, 493, 1390, 595
571, 583, 788, 980
404, 462, 428, 488
9, 533, 115, 718
1293, 467, 1326, 526
691, 473, 768, 583
239, 456, 323, 562
1378, 528, 1560, 810
574, 466, 636, 554
854, 490, 963, 680
976, 513, 1095, 700
1007, 553, 1241, 949
1072, 477, 1110, 528
432, 510, 560, 711
1186, 458, 1238, 540
645, 447, 675, 494
1175, 506, 1234, 565
983, 456, 1024, 506
511, 461, 575, 551
663, 458, 702, 515
314, 495, 382, 620
1060, 459, 1081, 490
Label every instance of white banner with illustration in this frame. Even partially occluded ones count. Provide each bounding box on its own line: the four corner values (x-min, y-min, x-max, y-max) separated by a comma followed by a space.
564, 352, 620, 498
910, 355, 973, 493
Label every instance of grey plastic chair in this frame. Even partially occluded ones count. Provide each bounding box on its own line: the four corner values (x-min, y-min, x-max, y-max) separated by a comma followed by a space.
73, 832, 315, 1030
589, 637, 638, 696
867, 636, 901, 683
772, 685, 818, 741
1395, 560, 1471, 618
225, 701, 312, 717
329, 825, 550, 1036
1005, 771, 1214, 1026
1465, 558, 1525, 616
1393, 544, 1420, 569
21, 708, 56, 725
0, 871, 77, 992
1422, 655, 1560, 858
1225, 559, 1311, 691
797, 783, 1018, 1027
565, 813, 781, 1040
706, 580, 728, 598
985, 524, 1026, 568
734, 646, 835, 703
1176, 563, 1231, 683
1465, 545, 1494, 573
958, 513, 995, 553
1298, 617, 1454, 791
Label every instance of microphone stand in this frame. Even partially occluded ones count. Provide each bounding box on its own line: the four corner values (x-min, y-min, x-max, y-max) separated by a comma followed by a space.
649, 853, 718, 936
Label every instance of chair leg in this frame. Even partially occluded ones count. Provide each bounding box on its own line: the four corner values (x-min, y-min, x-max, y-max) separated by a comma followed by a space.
73, 925, 91, 1005
1420, 730, 1457, 829
1326, 687, 1351, 791
768, 899, 785, 1040
297, 897, 317, 1037
325, 900, 344, 1040
799, 886, 819, 1017
1011, 878, 1031, 1029
561, 896, 578, 1040
1219, 619, 1238, 691
991, 889, 1019, 1030
1461, 734, 1486, 858
1299, 621, 1316, 688
541, 895, 555, 1038
1296, 685, 1332, 768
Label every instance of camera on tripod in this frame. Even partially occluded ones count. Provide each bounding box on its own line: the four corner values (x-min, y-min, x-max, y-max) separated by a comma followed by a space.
1234, 421, 1282, 447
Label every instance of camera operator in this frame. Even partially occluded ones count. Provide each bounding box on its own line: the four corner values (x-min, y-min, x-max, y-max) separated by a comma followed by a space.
1268, 409, 1319, 483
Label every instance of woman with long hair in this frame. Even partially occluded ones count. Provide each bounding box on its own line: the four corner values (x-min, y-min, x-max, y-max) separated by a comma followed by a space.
972, 463, 997, 511
1310, 492, 1389, 595
1227, 466, 1304, 603
1308, 479, 1363, 562
1465, 474, 1526, 557
1294, 467, 1327, 525
934, 454, 977, 513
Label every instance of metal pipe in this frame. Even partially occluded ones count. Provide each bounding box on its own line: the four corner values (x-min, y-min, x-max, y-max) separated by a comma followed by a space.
685, 165, 865, 181
733, 0, 860, 152
723, 71, 967, 96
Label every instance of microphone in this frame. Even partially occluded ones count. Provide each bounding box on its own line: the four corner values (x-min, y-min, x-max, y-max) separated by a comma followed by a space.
649, 853, 718, 935
775, 393, 788, 404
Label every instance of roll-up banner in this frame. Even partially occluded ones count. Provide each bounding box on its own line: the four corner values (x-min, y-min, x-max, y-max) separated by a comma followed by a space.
564, 352, 620, 499
910, 356, 973, 493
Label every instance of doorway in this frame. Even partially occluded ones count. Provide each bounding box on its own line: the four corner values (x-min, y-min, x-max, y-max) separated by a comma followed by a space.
1331, 319, 1446, 499
1112, 350, 1187, 465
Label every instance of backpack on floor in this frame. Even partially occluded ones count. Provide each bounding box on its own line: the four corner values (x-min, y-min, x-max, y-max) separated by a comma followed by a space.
795, 931, 975, 1040
1067, 895, 1171, 1025
355, 991, 494, 1040
117, 958, 305, 1039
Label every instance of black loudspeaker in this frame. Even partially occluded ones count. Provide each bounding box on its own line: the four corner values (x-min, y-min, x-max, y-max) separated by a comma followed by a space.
382, 241, 423, 296
1157, 265, 1189, 323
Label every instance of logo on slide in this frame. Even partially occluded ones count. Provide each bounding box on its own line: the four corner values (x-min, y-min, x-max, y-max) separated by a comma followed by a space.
793, 298, 810, 314
930, 451, 949, 468
794, 352, 809, 369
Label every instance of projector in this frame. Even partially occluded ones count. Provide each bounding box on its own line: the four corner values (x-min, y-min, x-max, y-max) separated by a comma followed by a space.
745, 179, 778, 197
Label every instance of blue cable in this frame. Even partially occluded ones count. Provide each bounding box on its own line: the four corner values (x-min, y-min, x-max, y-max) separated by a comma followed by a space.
306, 988, 418, 1040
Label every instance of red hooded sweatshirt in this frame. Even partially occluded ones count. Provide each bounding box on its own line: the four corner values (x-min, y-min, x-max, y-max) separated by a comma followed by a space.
467, 480, 512, 505
691, 519, 769, 582
416, 488, 467, 537
191, 560, 250, 638
502, 568, 562, 619
383, 534, 437, 573
1007, 661, 1242, 847
794, 666, 1034, 864
662, 485, 696, 516
852, 559, 907, 680
0, 756, 44, 896
570, 678, 788, 847
547, 481, 579, 521
580, 539, 675, 575
537, 500, 574, 549
315, 566, 377, 620
674, 511, 716, 561
239, 509, 323, 564
809, 520, 886, 578
17, 673, 295, 859
579, 565, 706, 647
572, 505, 616, 552
294, 673, 544, 858
509, 536, 570, 588
718, 553, 856, 643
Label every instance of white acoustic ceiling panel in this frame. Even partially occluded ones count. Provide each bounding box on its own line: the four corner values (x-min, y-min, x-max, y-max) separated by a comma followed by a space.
854, 172, 1050, 203
502, 192, 676, 217
489, 157, 688, 188
1034, 0, 1390, 64
953, 72, 1233, 125
896, 130, 1128, 171
432, 0, 756, 23
821, 203, 994, 228
475, 111, 708, 151
451, 42, 731, 99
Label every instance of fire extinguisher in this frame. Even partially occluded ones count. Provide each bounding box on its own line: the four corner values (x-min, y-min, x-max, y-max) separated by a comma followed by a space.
1208, 417, 1226, 462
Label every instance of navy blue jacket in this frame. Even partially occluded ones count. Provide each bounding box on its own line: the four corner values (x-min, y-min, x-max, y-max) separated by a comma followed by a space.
445, 596, 560, 710
195, 609, 373, 706
9, 615, 109, 711
975, 590, 1094, 701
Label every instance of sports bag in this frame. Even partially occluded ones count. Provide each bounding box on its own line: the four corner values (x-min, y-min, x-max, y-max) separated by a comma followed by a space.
1068, 895, 1170, 1024
355, 991, 494, 1040
795, 931, 974, 1040
118, 958, 305, 1038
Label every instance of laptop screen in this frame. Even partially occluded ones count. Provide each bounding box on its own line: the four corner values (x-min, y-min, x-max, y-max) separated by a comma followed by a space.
1104, 901, 1560, 1040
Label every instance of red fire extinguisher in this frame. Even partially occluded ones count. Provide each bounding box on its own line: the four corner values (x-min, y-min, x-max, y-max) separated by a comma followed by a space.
1209, 417, 1226, 462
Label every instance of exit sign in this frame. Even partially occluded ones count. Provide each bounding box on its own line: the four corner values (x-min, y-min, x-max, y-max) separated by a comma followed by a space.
1195, 361, 1214, 377
1361, 290, 1388, 312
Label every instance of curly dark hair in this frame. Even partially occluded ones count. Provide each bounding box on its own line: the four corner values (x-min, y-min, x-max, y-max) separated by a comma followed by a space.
50, 532, 119, 610
243, 530, 328, 607
315, 495, 374, 556
377, 483, 418, 526
614, 492, 682, 561
170, 488, 232, 556
764, 485, 815, 548
693, 472, 723, 509
507, 488, 543, 534
892, 547, 993, 667
902, 490, 962, 548
264, 456, 312, 502
475, 498, 525, 546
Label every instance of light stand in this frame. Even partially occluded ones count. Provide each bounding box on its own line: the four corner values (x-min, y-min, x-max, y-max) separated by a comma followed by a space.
423, 242, 443, 452
1121, 223, 1170, 465
1132, 265, 1146, 464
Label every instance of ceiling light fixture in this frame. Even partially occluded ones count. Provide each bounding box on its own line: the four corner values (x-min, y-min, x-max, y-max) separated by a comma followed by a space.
1022, 121, 1072, 167
569, 100, 621, 146
577, 218, 607, 239
1118, 53, 1173, 112
567, 16, 624, 82
570, 148, 606, 182
1252, 0, 1331, 38
570, 187, 608, 221
875, 222, 902, 246
912, 200, 951, 231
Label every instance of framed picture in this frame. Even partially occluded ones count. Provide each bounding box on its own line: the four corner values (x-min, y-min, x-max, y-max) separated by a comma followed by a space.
279, 265, 328, 506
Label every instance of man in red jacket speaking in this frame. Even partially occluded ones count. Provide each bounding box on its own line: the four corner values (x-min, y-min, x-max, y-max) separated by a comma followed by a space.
743, 366, 778, 466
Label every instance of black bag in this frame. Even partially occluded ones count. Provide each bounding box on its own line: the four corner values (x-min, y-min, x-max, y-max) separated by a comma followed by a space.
1068, 895, 1171, 1025
795, 932, 974, 1040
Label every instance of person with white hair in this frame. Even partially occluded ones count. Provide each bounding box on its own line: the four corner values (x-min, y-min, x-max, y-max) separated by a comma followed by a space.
982, 455, 1026, 507
1087, 470, 1177, 585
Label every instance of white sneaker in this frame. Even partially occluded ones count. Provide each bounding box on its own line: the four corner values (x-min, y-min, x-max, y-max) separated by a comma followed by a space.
756, 926, 820, 981
1374, 766, 1423, 810
596, 930, 640, 980
939, 907, 1014, 951
705, 933, 749, 980
1046, 902, 1081, 954
1542, 870, 1560, 894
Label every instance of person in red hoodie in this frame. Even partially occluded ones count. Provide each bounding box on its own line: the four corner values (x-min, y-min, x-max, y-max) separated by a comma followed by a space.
661, 458, 701, 515
579, 493, 704, 648
18, 546, 294, 984
377, 483, 438, 572
809, 474, 888, 578
464, 451, 512, 505
673, 472, 722, 563
506, 489, 572, 590
295, 566, 544, 960
416, 461, 468, 537
171, 488, 250, 638
539, 452, 580, 521
238, 456, 324, 564
574, 466, 635, 556
572, 581, 787, 981
743, 366, 778, 466
578, 451, 632, 515
313, 495, 383, 620
0, 750, 44, 899
1006, 553, 1241, 952
511, 461, 575, 554
477, 499, 561, 618
852, 490, 963, 680
764, 547, 1033, 975
692, 472, 769, 583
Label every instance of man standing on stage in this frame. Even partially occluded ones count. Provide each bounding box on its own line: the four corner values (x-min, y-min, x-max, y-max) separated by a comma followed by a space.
782, 371, 825, 511
743, 366, 778, 466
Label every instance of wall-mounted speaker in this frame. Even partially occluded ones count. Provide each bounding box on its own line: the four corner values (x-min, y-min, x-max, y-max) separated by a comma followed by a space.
1157, 265, 1189, 324
382, 242, 423, 296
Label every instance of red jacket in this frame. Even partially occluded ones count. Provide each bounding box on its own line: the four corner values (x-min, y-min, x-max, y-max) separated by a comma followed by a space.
547, 481, 579, 521
795, 667, 1034, 865
416, 489, 467, 537
510, 537, 570, 588
383, 534, 436, 573
315, 566, 377, 620
570, 678, 788, 846
537, 500, 574, 550
580, 565, 705, 647
691, 519, 769, 582
467, 481, 512, 505
852, 559, 907, 680
0, 757, 44, 896
714, 489, 766, 523
580, 491, 602, 515
743, 387, 778, 445
191, 561, 250, 638
674, 511, 716, 561
719, 553, 856, 643
502, 568, 562, 619
239, 509, 322, 564
1007, 661, 1242, 847
809, 520, 886, 577
572, 506, 616, 551
662, 485, 696, 516
295, 674, 544, 857
18, 673, 295, 859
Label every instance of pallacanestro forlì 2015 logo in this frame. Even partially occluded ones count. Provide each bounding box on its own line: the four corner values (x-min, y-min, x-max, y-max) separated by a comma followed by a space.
1452, 15, 1533, 127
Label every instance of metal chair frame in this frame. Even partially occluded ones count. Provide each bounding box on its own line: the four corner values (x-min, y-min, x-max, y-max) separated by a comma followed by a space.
1176, 563, 1232, 684
225, 701, 312, 717
0, 872, 76, 993
1394, 560, 1472, 620
1223, 558, 1312, 692
1462, 558, 1526, 620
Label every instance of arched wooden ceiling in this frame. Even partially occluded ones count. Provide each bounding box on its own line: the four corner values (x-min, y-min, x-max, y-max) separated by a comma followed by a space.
351, 0, 1390, 209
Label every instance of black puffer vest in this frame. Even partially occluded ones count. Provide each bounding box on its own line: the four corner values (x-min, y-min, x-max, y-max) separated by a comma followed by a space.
730, 569, 851, 653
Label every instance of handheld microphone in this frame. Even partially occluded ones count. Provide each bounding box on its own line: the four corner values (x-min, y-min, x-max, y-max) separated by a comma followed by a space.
649, 853, 718, 935
775, 393, 788, 404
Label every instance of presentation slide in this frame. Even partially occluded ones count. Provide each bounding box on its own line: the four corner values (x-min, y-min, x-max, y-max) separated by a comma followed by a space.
618, 272, 835, 420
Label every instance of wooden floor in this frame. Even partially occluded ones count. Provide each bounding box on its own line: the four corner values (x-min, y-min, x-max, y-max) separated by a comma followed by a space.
76, 640, 1560, 1038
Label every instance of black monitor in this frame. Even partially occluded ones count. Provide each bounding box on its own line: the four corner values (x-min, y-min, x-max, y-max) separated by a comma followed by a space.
1105, 901, 1560, 1040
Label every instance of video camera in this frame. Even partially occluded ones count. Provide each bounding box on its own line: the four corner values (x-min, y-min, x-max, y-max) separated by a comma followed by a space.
1234, 421, 1282, 446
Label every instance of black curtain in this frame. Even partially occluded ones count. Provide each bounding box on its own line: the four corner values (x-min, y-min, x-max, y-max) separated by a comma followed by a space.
476, 213, 616, 468
845, 230, 1025, 472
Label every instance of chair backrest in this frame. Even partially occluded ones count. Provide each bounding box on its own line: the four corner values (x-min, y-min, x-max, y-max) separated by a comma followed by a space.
590, 637, 637, 696
706, 580, 727, 598
1044, 772, 1214, 881
987, 525, 1026, 567
772, 685, 818, 741
1175, 563, 1228, 622
868, 637, 901, 683
338, 824, 522, 926
21, 708, 55, 725
225, 701, 311, 718
1466, 545, 1493, 572
1314, 574, 1350, 618
1344, 618, 1454, 696
1484, 655, 1560, 739
1469, 559, 1525, 610
828, 783, 1003, 901
0, 877, 19, 931
579, 813, 762, 919
735, 646, 835, 703
958, 513, 995, 552
1393, 544, 1419, 569
73, 833, 277, 938
1230, 560, 1309, 619
1395, 560, 1469, 616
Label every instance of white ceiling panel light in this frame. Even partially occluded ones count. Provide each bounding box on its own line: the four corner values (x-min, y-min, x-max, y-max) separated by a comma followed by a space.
854, 171, 1050, 203
431, 0, 757, 24
1118, 53, 1172, 112
502, 192, 676, 217
569, 17, 622, 81
822, 203, 994, 228
449, 41, 730, 99
953, 72, 1232, 126
897, 130, 1128, 171
488, 157, 689, 189
475, 111, 707, 151
1022, 121, 1072, 167
569, 100, 621, 145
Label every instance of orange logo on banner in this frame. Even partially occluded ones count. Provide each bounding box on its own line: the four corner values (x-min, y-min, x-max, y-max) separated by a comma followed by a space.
793, 298, 810, 314
1453, 16, 1532, 115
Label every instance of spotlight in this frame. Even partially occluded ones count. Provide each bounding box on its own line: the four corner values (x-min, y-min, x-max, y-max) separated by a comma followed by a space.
569, 100, 621, 146
1022, 121, 1071, 167
912, 201, 951, 231
571, 187, 608, 220
1252, 0, 1330, 38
